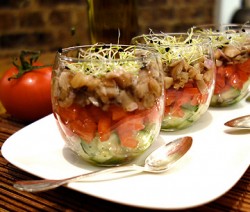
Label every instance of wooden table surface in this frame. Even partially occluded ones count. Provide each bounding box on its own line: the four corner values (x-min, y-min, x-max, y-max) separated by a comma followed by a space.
0, 55, 250, 211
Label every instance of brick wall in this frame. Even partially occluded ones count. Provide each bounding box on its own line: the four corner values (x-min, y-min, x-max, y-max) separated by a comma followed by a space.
137, 0, 215, 33
0, 0, 215, 58
0, 0, 88, 58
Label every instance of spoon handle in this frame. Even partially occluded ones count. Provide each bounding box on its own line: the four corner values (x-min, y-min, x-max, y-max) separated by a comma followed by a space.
13, 164, 144, 192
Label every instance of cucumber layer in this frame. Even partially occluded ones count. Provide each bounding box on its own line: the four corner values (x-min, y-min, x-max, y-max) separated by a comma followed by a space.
76, 124, 156, 165
161, 103, 208, 131
210, 80, 250, 107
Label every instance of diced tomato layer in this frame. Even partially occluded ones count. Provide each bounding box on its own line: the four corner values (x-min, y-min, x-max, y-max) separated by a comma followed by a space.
164, 85, 207, 118
238, 58, 250, 73
165, 89, 177, 106
98, 115, 112, 142
55, 103, 159, 148
88, 105, 105, 122
108, 104, 128, 121
56, 104, 97, 143
116, 113, 145, 132
70, 120, 96, 143
214, 59, 250, 95
117, 131, 138, 148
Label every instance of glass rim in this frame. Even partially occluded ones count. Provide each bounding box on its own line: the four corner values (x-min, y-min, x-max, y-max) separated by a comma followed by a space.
131, 32, 212, 47
57, 44, 159, 63
194, 23, 250, 28
193, 23, 250, 35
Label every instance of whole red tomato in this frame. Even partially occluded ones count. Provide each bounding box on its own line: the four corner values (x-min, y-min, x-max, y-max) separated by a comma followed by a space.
0, 51, 53, 123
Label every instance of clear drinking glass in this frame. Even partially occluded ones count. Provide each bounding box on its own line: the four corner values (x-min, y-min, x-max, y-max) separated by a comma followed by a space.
193, 24, 250, 107
132, 33, 215, 131
51, 44, 164, 166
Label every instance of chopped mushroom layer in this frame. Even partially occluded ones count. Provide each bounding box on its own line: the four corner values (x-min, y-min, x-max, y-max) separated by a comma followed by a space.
163, 56, 214, 93
214, 42, 250, 67
53, 57, 163, 112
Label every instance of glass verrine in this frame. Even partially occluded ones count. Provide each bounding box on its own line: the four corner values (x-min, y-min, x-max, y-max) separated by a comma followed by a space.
52, 44, 164, 166
193, 24, 250, 107
132, 33, 215, 131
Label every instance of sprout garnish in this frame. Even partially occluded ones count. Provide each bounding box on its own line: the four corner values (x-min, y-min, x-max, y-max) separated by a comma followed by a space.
64, 44, 151, 77
192, 24, 250, 50
133, 31, 207, 65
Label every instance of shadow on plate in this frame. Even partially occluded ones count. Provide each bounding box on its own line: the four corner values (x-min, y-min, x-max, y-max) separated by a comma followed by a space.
224, 128, 250, 135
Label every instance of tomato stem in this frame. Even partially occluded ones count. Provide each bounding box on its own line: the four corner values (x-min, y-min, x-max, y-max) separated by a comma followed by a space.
8, 50, 51, 80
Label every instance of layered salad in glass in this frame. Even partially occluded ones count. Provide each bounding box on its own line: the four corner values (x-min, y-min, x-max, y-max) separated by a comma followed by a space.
52, 44, 164, 166
193, 24, 250, 106
132, 33, 215, 131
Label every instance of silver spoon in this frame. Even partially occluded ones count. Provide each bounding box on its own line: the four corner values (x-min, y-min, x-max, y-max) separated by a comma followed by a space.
13, 136, 192, 192
224, 115, 250, 129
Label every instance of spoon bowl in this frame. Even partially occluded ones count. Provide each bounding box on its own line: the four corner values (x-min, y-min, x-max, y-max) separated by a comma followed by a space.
224, 115, 250, 129
13, 136, 192, 192
145, 136, 192, 172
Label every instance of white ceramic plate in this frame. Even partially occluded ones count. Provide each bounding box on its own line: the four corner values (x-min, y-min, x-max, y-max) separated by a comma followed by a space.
2, 99, 250, 210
